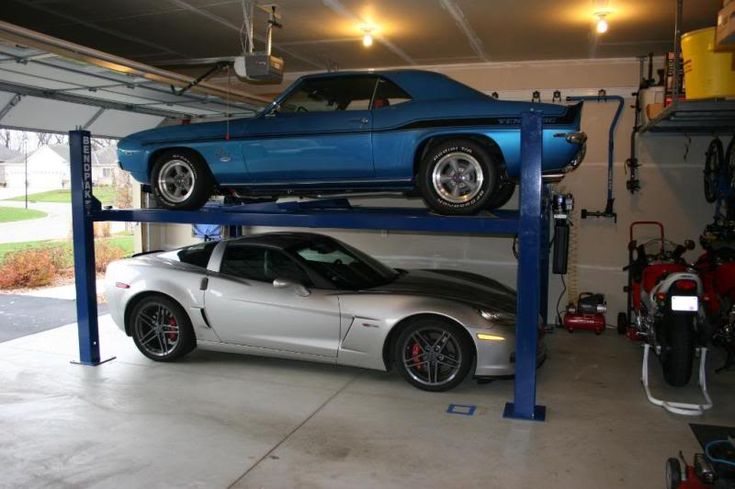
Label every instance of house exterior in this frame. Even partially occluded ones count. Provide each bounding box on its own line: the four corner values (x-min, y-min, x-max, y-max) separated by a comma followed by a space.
1, 144, 117, 191
0, 146, 22, 188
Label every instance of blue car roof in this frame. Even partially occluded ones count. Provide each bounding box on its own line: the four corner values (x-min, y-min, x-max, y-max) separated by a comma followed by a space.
296, 69, 488, 101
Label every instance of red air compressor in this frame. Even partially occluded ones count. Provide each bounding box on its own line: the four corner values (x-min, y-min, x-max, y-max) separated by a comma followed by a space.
563, 293, 607, 334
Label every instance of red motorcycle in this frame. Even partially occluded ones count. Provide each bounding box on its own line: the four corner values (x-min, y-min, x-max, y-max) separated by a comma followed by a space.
619, 221, 706, 386
695, 222, 735, 372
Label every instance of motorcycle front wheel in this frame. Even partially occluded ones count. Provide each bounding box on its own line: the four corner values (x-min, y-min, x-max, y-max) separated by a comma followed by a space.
661, 314, 695, 387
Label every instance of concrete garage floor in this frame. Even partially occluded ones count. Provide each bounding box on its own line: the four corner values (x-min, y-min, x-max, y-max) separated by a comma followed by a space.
1, 317, 733, 489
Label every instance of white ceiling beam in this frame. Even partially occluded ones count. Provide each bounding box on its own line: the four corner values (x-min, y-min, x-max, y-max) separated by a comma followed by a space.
165, 0, 324, 70
321, 0, 416, 66
437, 0, 487, 61
16, 0, 191, 59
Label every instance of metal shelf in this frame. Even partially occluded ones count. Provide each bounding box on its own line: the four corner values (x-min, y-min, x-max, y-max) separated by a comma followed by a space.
68, 111, 551, 422
640, 99, 735, 134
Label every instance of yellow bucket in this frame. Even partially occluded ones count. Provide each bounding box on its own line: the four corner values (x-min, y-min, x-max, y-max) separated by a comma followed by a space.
681, 27, 735, 99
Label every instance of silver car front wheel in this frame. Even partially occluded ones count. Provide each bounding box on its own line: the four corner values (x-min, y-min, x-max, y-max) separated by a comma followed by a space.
394, 318, 472, 391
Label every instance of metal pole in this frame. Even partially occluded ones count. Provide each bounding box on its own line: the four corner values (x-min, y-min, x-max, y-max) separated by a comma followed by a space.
503, 110, 546, 422
69, 129, 114, 366
23, 136, 27, 209
672, 0, 683, 102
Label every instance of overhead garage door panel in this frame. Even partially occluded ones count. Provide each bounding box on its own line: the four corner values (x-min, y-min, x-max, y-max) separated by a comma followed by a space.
0, 67, 77, 91
0, 96, 99, 132
0, 91, 18, 108
86, 109, 163, 138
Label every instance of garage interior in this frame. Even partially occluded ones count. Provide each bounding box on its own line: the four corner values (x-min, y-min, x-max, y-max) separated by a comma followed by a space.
1, 1, 734, 488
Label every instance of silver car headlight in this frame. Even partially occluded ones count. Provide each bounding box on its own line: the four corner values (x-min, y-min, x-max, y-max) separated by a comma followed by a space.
479, 309, 510, 322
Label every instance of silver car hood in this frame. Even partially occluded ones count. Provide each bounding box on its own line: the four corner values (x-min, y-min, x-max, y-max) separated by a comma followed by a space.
368, 269, 517, 314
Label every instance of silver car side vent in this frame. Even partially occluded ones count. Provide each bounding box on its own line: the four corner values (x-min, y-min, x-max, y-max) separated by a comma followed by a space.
200, 309, 212, 329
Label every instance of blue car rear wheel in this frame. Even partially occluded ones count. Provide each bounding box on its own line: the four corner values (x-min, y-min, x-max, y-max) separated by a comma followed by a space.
419, 139, 497, 215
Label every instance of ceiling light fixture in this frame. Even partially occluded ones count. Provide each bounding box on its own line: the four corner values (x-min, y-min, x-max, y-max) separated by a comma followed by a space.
595, 12, 609, 34
362, 27, 373, 47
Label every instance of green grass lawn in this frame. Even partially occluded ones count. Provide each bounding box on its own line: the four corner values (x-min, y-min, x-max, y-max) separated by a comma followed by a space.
6, 186, 118, 205
0, 206, 48, 223
0, 233, 134, 264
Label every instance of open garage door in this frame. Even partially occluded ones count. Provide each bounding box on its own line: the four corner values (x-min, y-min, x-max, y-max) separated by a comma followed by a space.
0, 21, 269, 138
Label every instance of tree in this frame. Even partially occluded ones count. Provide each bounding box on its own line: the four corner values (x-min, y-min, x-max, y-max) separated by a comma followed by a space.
36, 132, 53, 148
0, 129, 11, 149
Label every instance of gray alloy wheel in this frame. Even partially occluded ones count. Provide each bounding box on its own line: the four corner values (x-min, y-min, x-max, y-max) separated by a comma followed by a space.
157, 158, 196, 204
431, 152, 485, 204
419, 139, 497, 215
130, 295, 195, 361
150, 150, 213, 210
394, 318, 473, 392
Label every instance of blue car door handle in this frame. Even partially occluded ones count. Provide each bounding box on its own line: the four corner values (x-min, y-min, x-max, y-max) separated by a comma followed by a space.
349, 117, 370, 125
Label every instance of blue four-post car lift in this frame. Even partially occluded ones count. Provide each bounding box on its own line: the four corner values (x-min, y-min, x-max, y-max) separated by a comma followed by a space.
69, 110, 551, 421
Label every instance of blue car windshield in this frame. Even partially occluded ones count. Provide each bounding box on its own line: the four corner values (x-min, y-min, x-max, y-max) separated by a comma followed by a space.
289, 238, 398, 290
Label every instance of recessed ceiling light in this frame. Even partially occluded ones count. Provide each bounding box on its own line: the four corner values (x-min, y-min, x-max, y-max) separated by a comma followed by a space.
361, 27, 374, 47
595, 12, 609, 34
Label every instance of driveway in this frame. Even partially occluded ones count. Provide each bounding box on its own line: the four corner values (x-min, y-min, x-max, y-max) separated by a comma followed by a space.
0, 294, 108, 342
0, 200, 72, 243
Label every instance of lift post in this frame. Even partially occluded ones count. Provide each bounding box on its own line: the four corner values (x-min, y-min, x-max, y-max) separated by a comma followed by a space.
69, 129, 113, 366
503, 110, 547, 421
68, 112, 551, 420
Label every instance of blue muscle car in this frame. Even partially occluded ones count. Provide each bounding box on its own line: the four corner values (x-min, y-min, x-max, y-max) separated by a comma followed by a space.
117, 70, 586, 215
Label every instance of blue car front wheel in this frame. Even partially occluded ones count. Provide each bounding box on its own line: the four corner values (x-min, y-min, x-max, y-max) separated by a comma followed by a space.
151, 150, 214, 210
419, 139, 498, 215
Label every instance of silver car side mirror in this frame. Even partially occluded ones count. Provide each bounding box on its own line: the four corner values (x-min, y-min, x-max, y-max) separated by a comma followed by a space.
273, 278, 310, 297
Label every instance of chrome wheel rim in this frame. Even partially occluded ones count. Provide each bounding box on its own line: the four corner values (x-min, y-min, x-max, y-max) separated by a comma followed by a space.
133, 303, 180, 357
431, 152, 484, 204
402, 328, 463, 387
157, 159, 195, 203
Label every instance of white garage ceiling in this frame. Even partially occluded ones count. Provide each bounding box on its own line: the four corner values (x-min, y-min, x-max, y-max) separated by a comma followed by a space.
0, 0, 722, 74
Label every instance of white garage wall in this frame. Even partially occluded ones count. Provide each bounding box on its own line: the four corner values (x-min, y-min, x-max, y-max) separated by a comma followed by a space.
149, 58, 715, 323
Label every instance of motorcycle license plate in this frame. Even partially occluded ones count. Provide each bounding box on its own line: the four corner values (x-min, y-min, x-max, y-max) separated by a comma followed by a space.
671, 296, 698, 312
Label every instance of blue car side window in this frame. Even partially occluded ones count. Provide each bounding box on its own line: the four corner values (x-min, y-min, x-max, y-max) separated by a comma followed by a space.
372, 78, 412, 109
280, 76, 378, 113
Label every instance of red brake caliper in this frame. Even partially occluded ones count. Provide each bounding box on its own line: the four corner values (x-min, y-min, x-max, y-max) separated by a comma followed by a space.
411, 342, 424, 372
166, 317, 178, 342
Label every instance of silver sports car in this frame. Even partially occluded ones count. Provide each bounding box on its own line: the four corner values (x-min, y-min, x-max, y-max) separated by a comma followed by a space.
105, 232, 544, 391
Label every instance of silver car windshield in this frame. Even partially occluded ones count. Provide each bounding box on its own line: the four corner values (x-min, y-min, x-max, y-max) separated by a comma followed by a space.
288, 238, 398, 290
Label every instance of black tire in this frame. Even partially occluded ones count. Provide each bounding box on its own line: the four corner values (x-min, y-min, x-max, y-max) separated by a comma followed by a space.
617, 312, 628, 335
418, 139, 498, 215
727, 136, 735, 190
666, 457, 682, 489
151, 150, 213, 210
393, 317, 473, 392
486, 179, 516, 210
661, 314, 695, 387
129, 295, 196, 362
704, 138, 724, 203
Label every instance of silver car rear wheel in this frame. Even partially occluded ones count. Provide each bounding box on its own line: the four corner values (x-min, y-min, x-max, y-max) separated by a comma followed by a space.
394, 318, 472, 391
